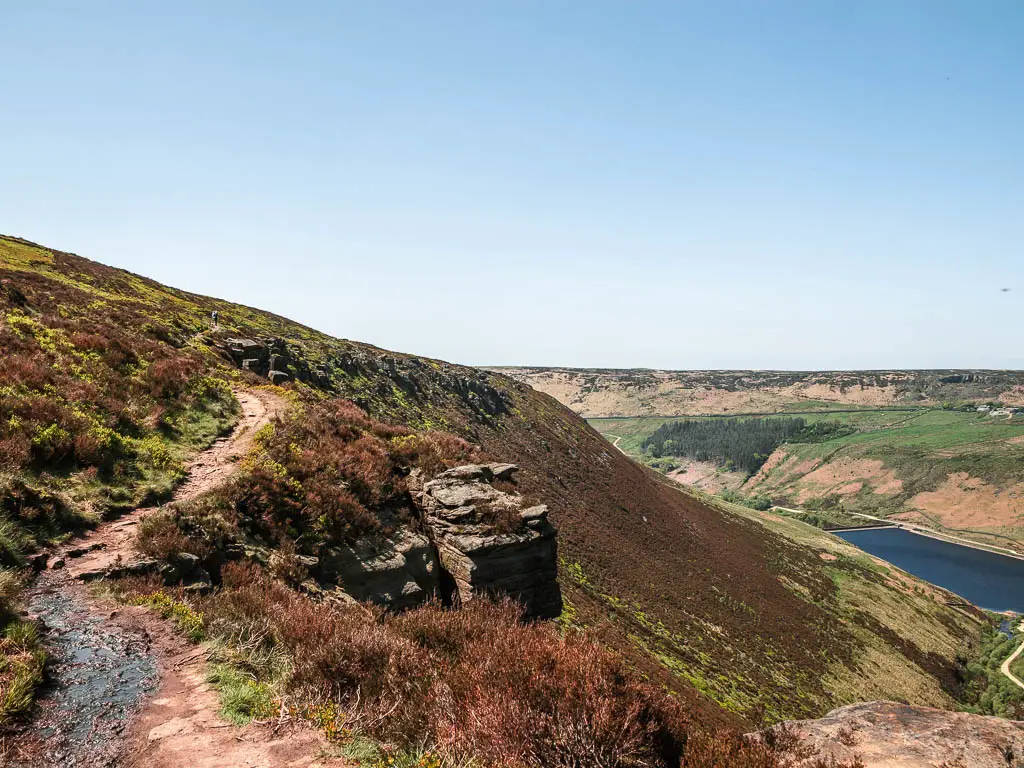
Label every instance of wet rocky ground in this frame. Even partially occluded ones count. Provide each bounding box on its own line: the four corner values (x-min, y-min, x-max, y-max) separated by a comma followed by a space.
10, 573, 158, 767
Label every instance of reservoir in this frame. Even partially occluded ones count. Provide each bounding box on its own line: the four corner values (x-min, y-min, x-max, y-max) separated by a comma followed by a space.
834, 527, 1024, 613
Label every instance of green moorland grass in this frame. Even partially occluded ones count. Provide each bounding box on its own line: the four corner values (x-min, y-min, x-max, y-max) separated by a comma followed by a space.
558, 473, 997, 722
682, 485, 1000, 714
0, 571, 46, 725
560, 501, 990, 725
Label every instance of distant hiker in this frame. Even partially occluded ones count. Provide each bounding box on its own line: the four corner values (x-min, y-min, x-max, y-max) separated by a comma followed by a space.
211, 310, 219, 329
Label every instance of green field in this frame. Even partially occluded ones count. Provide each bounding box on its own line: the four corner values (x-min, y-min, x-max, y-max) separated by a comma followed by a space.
588, 407, 926, 456
590, 407, 1024, 547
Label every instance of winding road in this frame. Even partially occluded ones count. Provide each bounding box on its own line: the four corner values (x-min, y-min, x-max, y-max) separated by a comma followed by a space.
1001, 622, 1024, 692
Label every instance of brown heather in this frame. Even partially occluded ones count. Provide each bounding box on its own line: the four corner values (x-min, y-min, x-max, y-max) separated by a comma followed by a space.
227, 399, 480, 546
117, 564, 860, 768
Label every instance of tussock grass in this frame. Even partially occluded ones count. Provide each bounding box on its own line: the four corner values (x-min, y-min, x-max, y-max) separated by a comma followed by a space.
0, 618, 47, 724
206, 663, 276, 725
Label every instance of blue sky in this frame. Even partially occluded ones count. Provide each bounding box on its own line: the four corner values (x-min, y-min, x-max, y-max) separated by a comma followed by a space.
3, 1, 1022, 369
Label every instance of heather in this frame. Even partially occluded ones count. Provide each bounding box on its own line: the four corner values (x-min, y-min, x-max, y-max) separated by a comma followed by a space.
0, 277, 240, 562
139, 398, 481, 569
0, 573, 45, 726
113, 564, 860, 768
234, 399, 480, 545
0, 239, 242, 719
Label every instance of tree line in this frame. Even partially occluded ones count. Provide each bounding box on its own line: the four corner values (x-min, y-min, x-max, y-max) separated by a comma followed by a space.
642, 417, 851, 475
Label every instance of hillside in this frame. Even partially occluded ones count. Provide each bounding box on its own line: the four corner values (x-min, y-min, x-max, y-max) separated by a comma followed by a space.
493, 366, 1024, 550
589, 406, 1024, 551
490, 367, 1024, 418
0, 235, 1006, 765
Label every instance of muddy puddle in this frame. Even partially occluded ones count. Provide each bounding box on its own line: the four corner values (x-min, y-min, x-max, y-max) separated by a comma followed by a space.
11, 573, 157, 767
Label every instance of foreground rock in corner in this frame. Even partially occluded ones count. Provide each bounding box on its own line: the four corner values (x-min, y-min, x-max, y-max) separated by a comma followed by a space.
412, 463, 562, 619
766, 700, 1024, 768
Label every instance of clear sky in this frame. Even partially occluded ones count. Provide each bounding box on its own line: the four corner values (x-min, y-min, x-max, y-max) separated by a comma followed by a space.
3, 1, 1022, 370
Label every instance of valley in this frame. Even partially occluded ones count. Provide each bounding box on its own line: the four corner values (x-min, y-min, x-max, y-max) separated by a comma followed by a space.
512, 368, 1024, 609
0, 236, 1020, 767
582, 406, 1024, 553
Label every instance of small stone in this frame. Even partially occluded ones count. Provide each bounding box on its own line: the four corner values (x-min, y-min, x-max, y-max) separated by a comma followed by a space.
182, 567, 212, 590
169, 552, 201, 568
519, 504, 549, 521
51, 557, 65, 570
159, 563, 182, 585
148, 717, 193, 742
490, 463, 519, 482
67, 542, 106, 558
122, 559, 159, 576
438, 464, 493, 482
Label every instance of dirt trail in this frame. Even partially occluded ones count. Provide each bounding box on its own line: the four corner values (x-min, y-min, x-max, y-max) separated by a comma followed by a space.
66, 390, 281, 581
13, 389, 340, 768
1001, 621, 1024, 692
603, 433, 626, 454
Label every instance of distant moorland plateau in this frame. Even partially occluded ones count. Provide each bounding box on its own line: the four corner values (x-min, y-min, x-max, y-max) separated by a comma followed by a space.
487, 367, 1024, 418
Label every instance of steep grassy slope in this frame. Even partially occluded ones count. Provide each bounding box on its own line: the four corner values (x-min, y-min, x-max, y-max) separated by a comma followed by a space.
492, 366, 1024, 418
0, 235, 992, 735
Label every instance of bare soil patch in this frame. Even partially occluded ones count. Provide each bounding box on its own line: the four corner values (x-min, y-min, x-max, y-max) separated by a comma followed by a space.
118, 600, 340, 768
789, 459, 901, 504
910, 472, 1024, 531
668, 460, 745, 493
65, 389, 284, 581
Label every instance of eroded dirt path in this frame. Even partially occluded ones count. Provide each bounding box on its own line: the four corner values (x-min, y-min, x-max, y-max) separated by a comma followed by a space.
10, 389, 338, 768
66, 390, 282, 582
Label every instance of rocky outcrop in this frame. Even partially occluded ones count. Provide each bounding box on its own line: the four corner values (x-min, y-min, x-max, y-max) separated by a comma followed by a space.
217, 336, 292, 384
314, 529, 440, 611
767, 701, 1024, 767
245, 463, 560, 618
411, 463, 562, 619
331, 350, 512, 420
94, 459, 560, 618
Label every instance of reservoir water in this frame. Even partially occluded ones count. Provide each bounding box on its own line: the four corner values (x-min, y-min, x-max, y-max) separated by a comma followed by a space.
834, 527, 1024, 613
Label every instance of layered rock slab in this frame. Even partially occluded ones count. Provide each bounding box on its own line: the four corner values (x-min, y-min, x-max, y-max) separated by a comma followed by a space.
314, 529, 439, 611
411, 463, 562, 619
